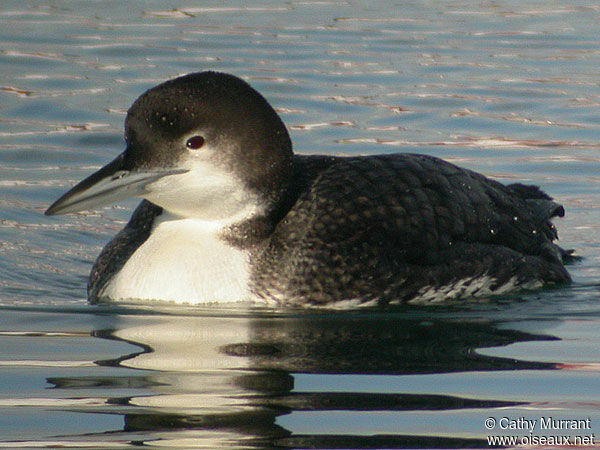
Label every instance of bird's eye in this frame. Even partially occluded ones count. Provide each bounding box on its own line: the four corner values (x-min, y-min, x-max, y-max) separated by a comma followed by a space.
186, 136, 205, 150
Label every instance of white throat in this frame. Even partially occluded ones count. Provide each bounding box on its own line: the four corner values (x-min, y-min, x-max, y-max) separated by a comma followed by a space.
99, 212, 255, 304
141, 152, 263, 222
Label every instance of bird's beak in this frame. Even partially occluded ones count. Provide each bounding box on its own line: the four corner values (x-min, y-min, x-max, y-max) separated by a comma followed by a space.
45, 152, 187, 216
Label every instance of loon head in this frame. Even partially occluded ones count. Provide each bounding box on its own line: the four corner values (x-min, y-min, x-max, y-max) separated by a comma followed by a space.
45, 72, 294, 222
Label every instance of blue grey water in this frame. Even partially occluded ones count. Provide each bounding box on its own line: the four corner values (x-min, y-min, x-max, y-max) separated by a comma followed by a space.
1, 0, 600, 447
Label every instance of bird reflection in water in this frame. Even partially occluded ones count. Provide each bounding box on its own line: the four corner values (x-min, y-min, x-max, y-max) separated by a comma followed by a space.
48, 309, 557, 448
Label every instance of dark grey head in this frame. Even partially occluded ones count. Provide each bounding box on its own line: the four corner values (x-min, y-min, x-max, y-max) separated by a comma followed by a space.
46, 72, 294, 220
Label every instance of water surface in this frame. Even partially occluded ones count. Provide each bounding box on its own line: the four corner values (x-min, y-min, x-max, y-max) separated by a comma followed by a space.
1, 1, 600, 448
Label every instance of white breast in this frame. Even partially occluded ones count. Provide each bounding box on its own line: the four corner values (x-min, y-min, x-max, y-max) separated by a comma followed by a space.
99, 214, 253, 304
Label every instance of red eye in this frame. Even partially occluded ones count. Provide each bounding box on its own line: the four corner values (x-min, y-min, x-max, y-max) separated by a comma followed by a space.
186, 136, 205, 149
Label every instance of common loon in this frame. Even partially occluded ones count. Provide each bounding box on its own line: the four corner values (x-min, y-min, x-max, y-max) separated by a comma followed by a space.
45, 71, 572, 306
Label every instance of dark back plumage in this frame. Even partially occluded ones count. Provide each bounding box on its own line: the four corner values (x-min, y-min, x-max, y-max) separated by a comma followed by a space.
250, 153, 570, 305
